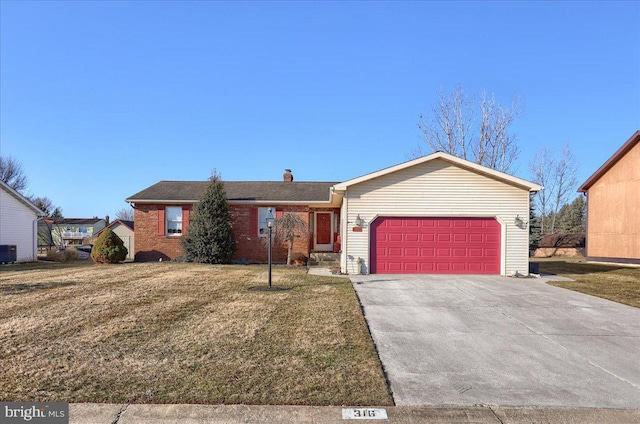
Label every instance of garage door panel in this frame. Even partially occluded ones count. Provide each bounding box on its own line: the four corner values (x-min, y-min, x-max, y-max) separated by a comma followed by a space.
371, 217, 501, 274
421, 234, 435, 242
405, 247, 419, 257
421, 248, 435, 257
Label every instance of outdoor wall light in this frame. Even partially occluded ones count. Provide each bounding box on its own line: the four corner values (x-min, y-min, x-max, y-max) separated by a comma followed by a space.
355, 214, 365, 227
514, 214, 528, 227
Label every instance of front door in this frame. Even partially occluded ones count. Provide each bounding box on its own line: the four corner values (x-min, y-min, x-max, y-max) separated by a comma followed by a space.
314, 212, 333, 251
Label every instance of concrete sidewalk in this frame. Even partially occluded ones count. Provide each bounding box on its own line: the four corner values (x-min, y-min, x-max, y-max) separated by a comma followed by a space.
71, 403, 639, 423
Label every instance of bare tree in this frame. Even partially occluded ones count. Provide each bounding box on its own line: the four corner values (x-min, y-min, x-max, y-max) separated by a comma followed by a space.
0, 155, 28, 193
529, 143, 578, 234
529, 147, 555, 234
416, 85, 524, 173
115, 207, 134, 221
273, 213, 309, 265
30, 196, 63, 218
550, 144, 578, 233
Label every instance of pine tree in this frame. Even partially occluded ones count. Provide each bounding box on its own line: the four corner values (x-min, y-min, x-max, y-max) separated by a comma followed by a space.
555, 195, 586, 233
529, 193, 542, 255
182, 172, 236, 264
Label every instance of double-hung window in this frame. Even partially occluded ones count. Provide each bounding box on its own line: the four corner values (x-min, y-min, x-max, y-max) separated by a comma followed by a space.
166, 206, 183, 235
258, 207, 275, 236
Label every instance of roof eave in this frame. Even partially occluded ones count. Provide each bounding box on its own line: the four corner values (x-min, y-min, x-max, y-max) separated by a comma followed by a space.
126, 199, 336, 205
0, 180, 46, 216
578, 130, 640, 192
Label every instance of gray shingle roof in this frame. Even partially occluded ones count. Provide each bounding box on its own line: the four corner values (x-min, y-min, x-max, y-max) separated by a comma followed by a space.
126, 181, 338, 203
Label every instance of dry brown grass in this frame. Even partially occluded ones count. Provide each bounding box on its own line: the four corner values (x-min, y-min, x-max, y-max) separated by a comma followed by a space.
537, 257, 640, 308
0, 262, 392, 406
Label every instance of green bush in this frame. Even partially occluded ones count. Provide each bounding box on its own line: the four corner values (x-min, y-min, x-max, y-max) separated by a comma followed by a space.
91, 228, 128, 264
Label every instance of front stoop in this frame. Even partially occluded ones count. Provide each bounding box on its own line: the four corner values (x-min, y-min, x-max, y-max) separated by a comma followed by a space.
309, 252, 340, 266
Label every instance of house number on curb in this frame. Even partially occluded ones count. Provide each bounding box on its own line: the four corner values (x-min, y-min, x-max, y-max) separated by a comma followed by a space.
342, 408, 388, 420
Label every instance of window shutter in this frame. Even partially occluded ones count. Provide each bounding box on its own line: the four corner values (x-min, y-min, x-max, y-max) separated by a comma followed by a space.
276, 208, 284, 219
182, 206, 190, 235
249, 207, 258, 237
157, 206, 165, 235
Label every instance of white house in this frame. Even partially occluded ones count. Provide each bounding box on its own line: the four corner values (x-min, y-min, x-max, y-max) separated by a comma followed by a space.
0, 180, 45, 262
333, 152, 543, 276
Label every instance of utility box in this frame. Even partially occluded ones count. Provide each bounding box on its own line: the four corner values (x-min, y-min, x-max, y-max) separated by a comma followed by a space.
0, 245, 17, 264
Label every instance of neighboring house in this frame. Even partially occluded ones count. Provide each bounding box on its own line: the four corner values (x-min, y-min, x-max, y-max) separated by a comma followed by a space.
94, 219, 135, 260
578, 130, 640, 264
0, 180, 45, 262
40, 218, 108, 248
127, 152, 542, 275
533, 233, 585, 258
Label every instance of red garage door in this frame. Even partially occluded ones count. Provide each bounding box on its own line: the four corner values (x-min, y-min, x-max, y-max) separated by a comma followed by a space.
371, 217, 501, 274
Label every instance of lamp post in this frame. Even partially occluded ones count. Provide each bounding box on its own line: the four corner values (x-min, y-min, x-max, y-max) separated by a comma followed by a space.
266, 208, 275, 289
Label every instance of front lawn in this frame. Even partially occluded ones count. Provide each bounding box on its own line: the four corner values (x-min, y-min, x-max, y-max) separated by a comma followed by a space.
0, 262, 393, 406
537, 257, 640, 308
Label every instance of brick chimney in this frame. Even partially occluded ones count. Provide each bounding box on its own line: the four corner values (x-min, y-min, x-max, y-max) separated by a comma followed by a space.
283, 169, 293, 182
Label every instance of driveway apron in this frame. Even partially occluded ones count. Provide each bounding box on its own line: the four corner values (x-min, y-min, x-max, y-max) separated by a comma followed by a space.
350, 274, 640, 408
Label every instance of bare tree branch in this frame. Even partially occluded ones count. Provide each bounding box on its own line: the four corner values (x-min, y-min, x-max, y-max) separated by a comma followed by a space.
0, 155, 28, 193
416, 86, 523, 173
273, 213, 309, 266
115, 207, 134, 221
529, 143, 578, 234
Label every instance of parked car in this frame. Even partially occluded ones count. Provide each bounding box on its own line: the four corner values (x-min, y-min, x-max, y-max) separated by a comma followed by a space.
75, 244, 93, 253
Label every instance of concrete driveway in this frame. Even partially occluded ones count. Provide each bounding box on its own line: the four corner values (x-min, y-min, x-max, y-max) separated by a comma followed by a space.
350, 274, 640, 408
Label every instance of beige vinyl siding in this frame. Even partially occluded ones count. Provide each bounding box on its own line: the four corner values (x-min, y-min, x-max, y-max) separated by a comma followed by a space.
111, 223, 135, 260
341, 159, 531, 276
0, 188, 39, 262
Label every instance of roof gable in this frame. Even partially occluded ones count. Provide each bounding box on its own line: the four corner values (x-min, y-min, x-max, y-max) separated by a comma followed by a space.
0, 180, 45, 215
578, 130, 640, 192
96, 219, 134, 236
333, 151, 542, 192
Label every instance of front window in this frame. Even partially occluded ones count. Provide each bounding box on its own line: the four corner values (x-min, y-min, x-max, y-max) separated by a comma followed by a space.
166, 206, 182, 235
258, 207, 275, 236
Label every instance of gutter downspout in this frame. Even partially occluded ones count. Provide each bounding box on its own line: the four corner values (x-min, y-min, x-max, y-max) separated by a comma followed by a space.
344, 189, 348, 274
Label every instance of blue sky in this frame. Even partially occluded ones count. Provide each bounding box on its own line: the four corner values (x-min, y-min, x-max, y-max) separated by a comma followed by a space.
1, 1, 638, 218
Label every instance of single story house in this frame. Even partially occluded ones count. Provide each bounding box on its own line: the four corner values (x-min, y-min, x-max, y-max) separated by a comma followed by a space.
578, 130, 640, 264
533, 233, 585, 258
94, 219, 135, 260
0, 180, 45, 262
126, 152, 542, 275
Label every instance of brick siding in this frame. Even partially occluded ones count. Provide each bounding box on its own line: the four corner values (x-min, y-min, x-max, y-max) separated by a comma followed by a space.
134, 203, 337, 263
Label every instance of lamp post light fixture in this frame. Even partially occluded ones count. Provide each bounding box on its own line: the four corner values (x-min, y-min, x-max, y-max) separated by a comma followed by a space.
266, 208, 275, 289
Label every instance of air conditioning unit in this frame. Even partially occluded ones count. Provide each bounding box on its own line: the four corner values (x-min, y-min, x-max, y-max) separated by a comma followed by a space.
0, 245, 17, 264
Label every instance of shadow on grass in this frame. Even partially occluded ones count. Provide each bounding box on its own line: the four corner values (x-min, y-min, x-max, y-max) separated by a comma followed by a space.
535, 260, 632, 275
0, 281, 76, 295
247, 286, 293, 292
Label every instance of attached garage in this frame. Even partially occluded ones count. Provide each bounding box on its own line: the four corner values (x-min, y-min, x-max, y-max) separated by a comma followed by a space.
371, 217, 500, 274
332, 152, 542, 276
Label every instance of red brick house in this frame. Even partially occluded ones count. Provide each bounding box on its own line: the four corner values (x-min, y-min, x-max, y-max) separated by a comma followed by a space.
127, 154, 542, 275
126, 170, 341, 263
